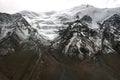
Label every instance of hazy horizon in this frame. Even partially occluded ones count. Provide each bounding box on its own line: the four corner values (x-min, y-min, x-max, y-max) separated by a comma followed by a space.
0, 0, 120, 14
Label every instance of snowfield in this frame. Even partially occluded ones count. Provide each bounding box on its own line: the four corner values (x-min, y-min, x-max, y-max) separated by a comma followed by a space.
20, 5, 120, 40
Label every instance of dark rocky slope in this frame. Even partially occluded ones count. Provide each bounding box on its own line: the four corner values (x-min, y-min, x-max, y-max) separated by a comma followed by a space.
51, 14, 120, 60
0, 13, 49, 56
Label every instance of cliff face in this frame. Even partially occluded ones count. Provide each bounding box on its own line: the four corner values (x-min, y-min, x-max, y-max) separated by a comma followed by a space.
0, 13, 48, 55
0, 13, 30, 55
51, 14, 120, 60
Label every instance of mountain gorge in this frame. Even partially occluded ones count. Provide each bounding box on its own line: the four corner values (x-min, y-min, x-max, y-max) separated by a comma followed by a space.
0, 5, 120, 80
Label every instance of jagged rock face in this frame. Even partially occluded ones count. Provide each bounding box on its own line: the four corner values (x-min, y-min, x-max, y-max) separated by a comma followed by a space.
102, 14, 120, 53
0, 13, 31, 40
0, 13, 32, 55
52, 14, 120, 60
0, 13, 13, 23
80, 15, 92, 23
0, 13, 48, 55
0, 12, 53, 56
52, 19, 100, 59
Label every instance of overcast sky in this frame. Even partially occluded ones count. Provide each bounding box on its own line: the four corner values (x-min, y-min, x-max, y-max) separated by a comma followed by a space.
0, 0, 120, 13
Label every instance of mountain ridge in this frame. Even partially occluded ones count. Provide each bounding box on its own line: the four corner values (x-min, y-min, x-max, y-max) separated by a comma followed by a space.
0, 5, 120, 57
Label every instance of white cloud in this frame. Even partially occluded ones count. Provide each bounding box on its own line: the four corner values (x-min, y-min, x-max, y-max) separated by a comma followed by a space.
0, 0, 120, 13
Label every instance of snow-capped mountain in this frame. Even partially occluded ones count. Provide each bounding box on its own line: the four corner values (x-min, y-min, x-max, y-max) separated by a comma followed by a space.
0, 13, 48, 55
0, 4, 120, 57
48, 5, 120, 60
0, 13, 30, 55
19, 5, 120, 40
51, 14, 120, 59
101, 14, 120, 53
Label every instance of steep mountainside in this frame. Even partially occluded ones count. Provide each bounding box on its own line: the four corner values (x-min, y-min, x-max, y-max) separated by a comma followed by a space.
0, 5, 120, 80
51, 14, 120, 60
0, 5, 120, 57
0, 13, 48, 55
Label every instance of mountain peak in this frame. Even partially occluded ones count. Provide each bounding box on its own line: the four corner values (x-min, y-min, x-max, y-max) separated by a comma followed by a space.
71, 4, 95, 10
80, 4, 95, 8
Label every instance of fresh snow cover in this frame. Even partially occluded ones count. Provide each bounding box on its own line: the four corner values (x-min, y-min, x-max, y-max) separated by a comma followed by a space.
1, 5, 120, 41
0, 5, 120, 57
20, 5, 120, 40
